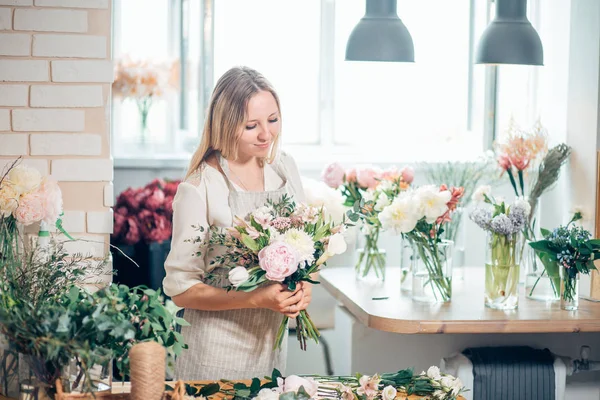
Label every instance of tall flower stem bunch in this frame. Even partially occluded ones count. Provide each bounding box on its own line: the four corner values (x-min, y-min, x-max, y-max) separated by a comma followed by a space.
378, 185, 464, 302
189, 195, 355, 351
470, 187, 529, 308
112, 57, 177, 143
529, 213, 600, 306
321, 162, 414, 280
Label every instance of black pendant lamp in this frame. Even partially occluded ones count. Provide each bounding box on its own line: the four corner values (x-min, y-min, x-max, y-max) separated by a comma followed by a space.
345, 0, 414, 62
476, 0, 543, 65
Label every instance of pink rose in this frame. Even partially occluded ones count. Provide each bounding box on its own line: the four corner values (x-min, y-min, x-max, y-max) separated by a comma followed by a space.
39, 177, 63, 224
258, 242, 299, 282
400, 166, 414, 184
15, 191, 45, 225
144, 188, 165, 211
356, 166, 382, 190
345, 168, 357, 183
321, 162, 345, 189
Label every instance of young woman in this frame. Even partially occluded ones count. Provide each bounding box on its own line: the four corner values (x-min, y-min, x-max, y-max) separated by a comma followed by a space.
163, 66, 312, 380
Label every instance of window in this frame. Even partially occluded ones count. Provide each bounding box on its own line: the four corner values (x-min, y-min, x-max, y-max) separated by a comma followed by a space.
112, 0, 543, 165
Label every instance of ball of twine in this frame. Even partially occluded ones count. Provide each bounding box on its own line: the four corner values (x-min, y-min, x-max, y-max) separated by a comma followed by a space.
129, 341, 166, 400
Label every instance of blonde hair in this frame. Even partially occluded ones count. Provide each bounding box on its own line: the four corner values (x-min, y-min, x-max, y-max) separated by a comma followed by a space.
186, 66, 282, 179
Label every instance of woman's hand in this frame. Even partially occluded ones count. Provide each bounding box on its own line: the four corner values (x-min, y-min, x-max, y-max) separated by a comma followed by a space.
297, 281, 313, 311
249, 283, 303, 318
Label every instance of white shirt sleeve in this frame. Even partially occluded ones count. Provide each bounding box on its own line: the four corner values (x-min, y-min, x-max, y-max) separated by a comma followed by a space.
163, 179, 209, 297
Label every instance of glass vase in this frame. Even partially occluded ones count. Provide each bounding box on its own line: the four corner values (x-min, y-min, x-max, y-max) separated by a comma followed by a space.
525, 245, 560, 302
355, 228, 386, 283
485, 232, 520, 310
400, 236, 412, 292
442, 207, 466, 281
411, 239, 453, 303
560, 266, 579, 311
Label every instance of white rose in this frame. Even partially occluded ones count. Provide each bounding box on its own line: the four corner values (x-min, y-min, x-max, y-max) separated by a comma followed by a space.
7, 165, 42, 195
378, 196, 419, 234
282, 375, 318, 397
472, 185, 492, 203
374, 193, 391, 212
228, 266, 249, 288
362, 190, 375, 203
326, 233, 347, 256
427, 366, 442, 380
382, 385, 397, 400
256, 388, 280, 400
451, 378, 463, 396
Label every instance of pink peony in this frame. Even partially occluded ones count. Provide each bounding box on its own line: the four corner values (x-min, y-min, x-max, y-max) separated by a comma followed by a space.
258, 242, 299, 282
39, 177, 63, 224
113, 211, 127, 239
321, 162, 345, 189
144, 178, 166, 191
144, 188, 165, 211
123, 216, 140, 245
164, 195, 174, 219
14, 191, 45, 226
345, 168, 357, 183
163, 180, 180, 196
400, 166, 414, 184
356, 166, 382, 190
117, 187, 144, 211
138, 209, 172, 243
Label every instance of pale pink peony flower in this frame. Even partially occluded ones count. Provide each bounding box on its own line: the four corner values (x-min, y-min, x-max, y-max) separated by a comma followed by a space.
258, 242, 299, 282
39, 177, 63, 224
401, 166, 414, 184
381, 167, 400, 181
14, 191, 45, 225
356, 166, 382, 190
321, 162, 345, 189
345, 168, 357, 183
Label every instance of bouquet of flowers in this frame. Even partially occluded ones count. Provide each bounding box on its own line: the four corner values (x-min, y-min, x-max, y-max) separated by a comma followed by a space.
469, 188, 529, 309
322, 162, 414, 281
112, 178, 180, 246
529, 213, 600, 309
112, 57, 177, 143
190, 194, 353, 350
379, 185, 464, 302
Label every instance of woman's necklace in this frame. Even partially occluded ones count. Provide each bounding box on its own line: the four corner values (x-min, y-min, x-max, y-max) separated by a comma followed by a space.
229, 164, 265, 191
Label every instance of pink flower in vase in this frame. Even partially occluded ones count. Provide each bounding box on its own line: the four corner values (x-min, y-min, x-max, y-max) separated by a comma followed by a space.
14, 191, 45, 225
497, 154, 512, 171
381, 167, 400, 182
401, 166, 414, 184
144, 188, 165, 211
321, 162, 345, 189
124, 216, 141, 245
345, 168, 358, 183
39, 177, 63, 225
356, 166, 382, 190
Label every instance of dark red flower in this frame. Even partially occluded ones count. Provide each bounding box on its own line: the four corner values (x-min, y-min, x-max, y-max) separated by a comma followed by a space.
123, 216, 141, 245
145, 178, 167, 191
163, 180, 180, 197
138, 209, 172, 243
143, 188, 165, 211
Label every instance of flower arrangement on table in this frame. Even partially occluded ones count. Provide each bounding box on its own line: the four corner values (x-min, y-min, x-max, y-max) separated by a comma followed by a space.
112, 57, 178, 144
469, 188, 530, 309
177, 366, 466, 400
529, 212, 600, 311
494, 119, 571, 289
321, 162, 414, 281
378, 185, 464, 303
188, 194, 355, 351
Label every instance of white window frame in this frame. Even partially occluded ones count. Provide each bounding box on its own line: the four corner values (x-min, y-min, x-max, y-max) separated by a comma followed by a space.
113, 0, 539, 171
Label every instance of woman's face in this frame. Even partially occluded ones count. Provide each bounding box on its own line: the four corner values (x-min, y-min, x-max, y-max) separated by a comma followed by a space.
237, 90, 281, 161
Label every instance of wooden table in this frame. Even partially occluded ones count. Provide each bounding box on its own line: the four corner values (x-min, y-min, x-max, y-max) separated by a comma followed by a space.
320, 266, 600, 334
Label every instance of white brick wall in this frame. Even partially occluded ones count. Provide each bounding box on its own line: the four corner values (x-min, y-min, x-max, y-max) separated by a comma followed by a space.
0, 109, 9, 130
57, 210, 86, 233
0, 0, 32, 5
0, 158, 48, 175
33, 34, 106, 58
0, 33, 30, 56
0, 85, 28, 106
0, 134, 27, 155
12, 109, 84, 131
30, 133, 101, 155
30, 85, 103, 107
87, 210, 112, 234
103, 183, 113, 207
0, 8, 11, 30
60, 234, 106, 257
14, 9, 87, 33
51, 158, 113, 181
0, 60, 48, 82
51, 60, 113, 83
34, 0, 108, 9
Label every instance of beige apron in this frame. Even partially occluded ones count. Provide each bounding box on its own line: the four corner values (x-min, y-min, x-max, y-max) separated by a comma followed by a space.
175, 153, 302, 380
